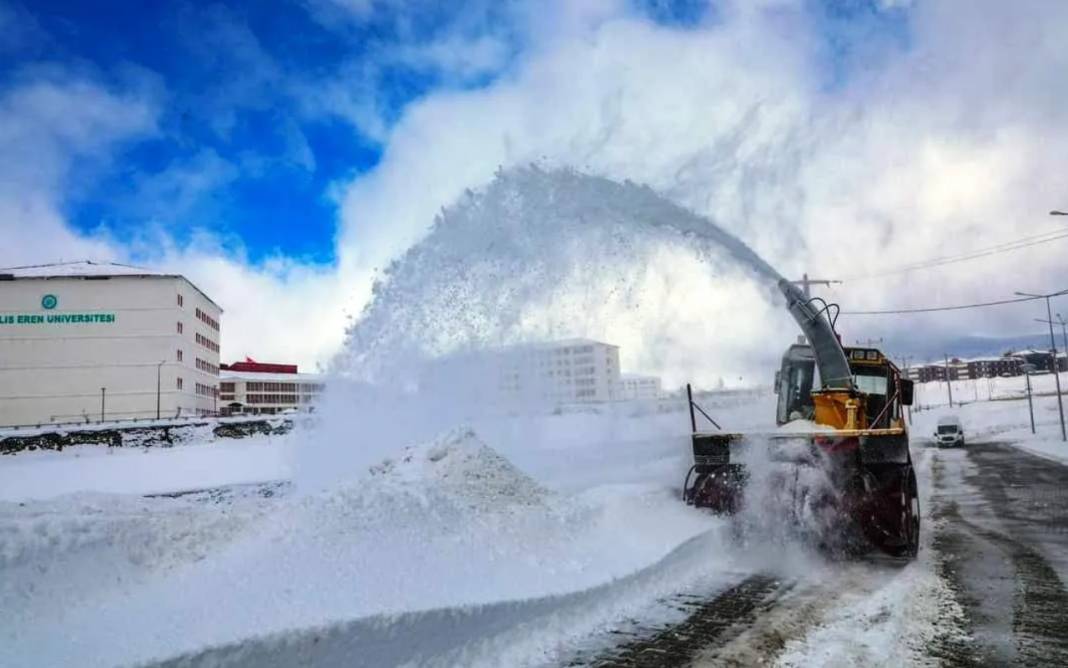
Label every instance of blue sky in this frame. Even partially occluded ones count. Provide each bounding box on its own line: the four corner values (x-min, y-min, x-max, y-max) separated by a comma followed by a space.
8, 0, 533, 262
20, 0, 1062, 376
3, 0, 908, 266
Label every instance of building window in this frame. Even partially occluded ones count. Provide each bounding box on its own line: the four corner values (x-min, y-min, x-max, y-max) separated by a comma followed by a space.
177, 377, 184, 391
177, 349, 183, 362
178, 294, 184, 307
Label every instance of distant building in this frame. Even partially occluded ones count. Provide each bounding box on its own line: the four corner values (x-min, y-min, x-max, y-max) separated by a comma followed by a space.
1012, 350, 1067, 374
0, 261, 221, 426
914, 359, 965, 380
966, 356, 1022, 378
498, 338, 621, 403
617, 374, 663, 400
218, 360, 325, 415
420, 338, 622, 405
912, 353, 1045, 383
914, 359, 970, 383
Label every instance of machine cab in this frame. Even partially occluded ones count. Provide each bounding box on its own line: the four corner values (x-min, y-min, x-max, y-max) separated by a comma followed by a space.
775, 344, 914, 428
775, 344, 817, 425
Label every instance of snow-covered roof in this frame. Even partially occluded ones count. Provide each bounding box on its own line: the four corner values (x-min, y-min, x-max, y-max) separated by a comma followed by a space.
1013, 349, 1059, 357
0, 260, 167, 278
220, 370, 324, 382
0, 261, 222, 311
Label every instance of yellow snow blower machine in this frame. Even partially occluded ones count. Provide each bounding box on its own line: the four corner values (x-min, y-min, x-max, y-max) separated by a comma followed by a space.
682, 279, 919, 558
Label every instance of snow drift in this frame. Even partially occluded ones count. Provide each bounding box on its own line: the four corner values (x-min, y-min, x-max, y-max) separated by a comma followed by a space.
0, 428, 725, 667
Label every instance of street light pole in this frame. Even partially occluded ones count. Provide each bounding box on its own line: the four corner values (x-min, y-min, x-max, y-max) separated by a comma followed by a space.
944, 353, 954, 408
1035, 316, 1068, 365
156, 360, 165, 420
100, 387, 106, 423
1058, 314, 1068, 357
1023, 364, 1036, 434
1016, 289, 1068, 441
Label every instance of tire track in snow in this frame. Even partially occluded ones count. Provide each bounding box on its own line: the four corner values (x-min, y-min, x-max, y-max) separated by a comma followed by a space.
937, 502, 1068, 665
931, 443, 1068, 666
566, 575, 789, 667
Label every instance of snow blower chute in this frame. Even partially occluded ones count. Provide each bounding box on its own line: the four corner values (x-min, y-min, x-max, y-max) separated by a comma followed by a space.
682, 279, 920, 558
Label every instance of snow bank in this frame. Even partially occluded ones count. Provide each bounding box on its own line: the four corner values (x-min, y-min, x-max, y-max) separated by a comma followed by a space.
0, 428, 724, 667
0, 433, 294, 501
158, 530, 740, 668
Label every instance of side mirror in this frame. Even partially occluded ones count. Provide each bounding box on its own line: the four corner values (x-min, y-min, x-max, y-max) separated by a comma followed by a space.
899, 379, 914, 406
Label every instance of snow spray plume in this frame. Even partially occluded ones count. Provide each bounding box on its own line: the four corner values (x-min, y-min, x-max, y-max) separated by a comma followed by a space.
299, 167, 788, 490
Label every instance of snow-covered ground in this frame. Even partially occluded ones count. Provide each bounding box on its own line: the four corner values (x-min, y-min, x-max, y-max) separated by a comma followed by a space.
912, 370, 1068, 462
3, 377, 1053, 667
0, 433, 295, 501
0, 395, 768, 667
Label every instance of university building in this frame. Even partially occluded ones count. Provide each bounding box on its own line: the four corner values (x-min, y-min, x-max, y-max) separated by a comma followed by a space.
0, 261, 221, 427
219, 360, 325, 415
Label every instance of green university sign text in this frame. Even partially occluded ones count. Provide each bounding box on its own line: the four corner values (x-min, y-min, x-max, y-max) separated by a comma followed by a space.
0, 313, 117, 325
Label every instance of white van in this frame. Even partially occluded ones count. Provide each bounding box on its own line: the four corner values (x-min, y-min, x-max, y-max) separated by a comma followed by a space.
934, 415, 965, 447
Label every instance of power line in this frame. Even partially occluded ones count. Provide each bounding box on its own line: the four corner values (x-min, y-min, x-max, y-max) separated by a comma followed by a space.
842, 293, 1054, 315
844, 227, 1068, 281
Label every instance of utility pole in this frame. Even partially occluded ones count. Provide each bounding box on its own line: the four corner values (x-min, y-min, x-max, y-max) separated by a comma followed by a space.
944, 354, 954, 408
1035, 316, 1068, 380
790, 273, 842, 298
1024, 364, 1036, 434
1035, 314, 1068, 358
1016, 289, 1068, 441
100, 387, 106, 423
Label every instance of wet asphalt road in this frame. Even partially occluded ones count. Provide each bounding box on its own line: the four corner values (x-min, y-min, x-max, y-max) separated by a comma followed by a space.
931, 441, 1068, 666
573, 440, 1068, 667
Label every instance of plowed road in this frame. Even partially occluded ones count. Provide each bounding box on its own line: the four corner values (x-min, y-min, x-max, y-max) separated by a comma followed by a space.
572, 442, 1068, 667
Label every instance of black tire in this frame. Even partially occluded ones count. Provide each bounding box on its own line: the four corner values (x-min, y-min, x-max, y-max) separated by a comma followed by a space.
886, 466, 921, 559
904, 466, 920, 558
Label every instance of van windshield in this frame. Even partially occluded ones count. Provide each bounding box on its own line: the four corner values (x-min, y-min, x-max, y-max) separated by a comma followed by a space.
938, 425, 958, 434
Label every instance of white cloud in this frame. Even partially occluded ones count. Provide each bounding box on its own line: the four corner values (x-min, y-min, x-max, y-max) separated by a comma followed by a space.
328, 0, 1068, 371
0, 70, 157, 261
0, 68, 343, 372
6, 0, 1068, 379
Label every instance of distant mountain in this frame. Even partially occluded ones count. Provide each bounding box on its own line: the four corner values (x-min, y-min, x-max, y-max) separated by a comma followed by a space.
884, 333, 1058, 364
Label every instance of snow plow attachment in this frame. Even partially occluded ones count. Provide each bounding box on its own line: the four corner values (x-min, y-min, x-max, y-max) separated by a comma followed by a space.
682, 428, 919, 558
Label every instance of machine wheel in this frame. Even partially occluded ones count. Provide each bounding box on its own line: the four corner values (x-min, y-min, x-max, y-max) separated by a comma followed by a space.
901, 466, 920, 558
879, 465, 920, 559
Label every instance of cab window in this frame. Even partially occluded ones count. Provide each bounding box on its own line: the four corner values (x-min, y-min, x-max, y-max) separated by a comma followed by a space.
853, 373, 888, 395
